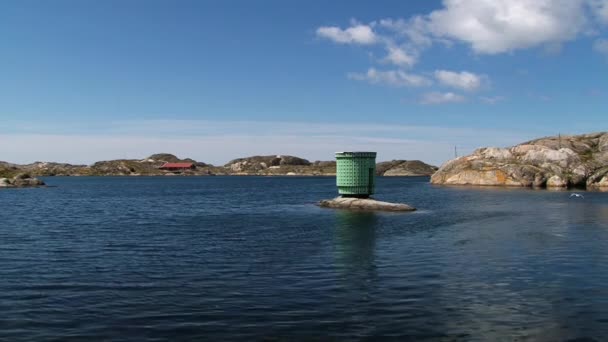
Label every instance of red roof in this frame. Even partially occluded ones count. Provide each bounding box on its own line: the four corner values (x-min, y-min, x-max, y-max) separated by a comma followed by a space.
160, 162, 194, 168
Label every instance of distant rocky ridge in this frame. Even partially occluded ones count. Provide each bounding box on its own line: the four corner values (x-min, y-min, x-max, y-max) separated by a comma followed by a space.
376, 160, 438, 176
431, 132, 608, 189
0, 154, 437, 178
225, 155, 313, 175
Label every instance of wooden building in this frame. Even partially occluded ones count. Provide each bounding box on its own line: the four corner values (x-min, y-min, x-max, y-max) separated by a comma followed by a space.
159, 162, 196, 171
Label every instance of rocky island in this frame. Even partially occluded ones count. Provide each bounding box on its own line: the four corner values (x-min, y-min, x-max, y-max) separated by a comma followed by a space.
224, 155, 334, 176
0, 154, 437, 178
431, 132, 608, 189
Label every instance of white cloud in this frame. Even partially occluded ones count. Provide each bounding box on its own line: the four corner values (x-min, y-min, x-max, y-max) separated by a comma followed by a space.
348, 68, 432, 87
434, 70, 485, 91
384, 45, 417, 67
317, 1, 607, 96
591, 0, 608, 23
316, 24, 377, 44
419, 92, 466, 105
379, 17, 433, 48
427, 0, 589, 54
594, 38, 608, 56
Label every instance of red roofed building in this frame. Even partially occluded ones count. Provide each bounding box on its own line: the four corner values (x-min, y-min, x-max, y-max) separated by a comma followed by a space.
159, 162, 196, 171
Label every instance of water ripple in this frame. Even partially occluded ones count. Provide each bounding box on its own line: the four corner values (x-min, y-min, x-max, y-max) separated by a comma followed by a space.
1, 176, 608, 340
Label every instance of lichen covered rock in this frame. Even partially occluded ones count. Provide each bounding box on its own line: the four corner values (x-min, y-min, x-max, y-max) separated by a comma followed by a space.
431, 132, 608, 189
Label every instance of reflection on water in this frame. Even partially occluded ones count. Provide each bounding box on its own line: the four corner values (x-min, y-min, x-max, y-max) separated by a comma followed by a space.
334, 211, 378, 280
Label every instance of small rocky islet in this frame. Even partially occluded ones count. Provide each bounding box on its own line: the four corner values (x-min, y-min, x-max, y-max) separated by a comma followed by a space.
0, 173, 46, 188
431, 132, 608, 189
318, 197, 416, 212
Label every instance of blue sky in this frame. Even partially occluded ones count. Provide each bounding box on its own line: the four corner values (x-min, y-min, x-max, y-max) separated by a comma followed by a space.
1, 0, 607, 165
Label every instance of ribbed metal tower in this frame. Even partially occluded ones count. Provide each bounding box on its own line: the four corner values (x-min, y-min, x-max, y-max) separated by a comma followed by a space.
335, 152, 376, 198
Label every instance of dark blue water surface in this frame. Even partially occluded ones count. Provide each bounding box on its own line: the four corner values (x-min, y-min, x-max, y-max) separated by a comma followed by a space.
2, 176, 608, 341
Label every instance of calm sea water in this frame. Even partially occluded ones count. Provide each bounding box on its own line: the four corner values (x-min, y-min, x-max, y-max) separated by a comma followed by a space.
2, 176, 608, 341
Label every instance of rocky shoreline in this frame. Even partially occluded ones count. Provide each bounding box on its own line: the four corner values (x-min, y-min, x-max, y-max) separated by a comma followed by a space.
0, 154, 437, 178
431, 132, 608, 189
0, 174, 46, 188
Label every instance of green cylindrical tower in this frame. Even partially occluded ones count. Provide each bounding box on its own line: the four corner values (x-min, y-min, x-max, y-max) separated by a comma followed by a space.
335, 152, 376, 198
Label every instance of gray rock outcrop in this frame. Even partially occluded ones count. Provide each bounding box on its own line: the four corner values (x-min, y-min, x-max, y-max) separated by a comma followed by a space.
225, 155, 311, 173
144, 153, 208, 167
0, 173, 46, 188
431, 132, 608, 188
318, 197, 416, 212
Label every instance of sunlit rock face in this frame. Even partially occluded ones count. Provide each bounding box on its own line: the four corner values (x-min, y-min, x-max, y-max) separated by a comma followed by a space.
431, 132, 608, 189
318, 197, 416, 212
